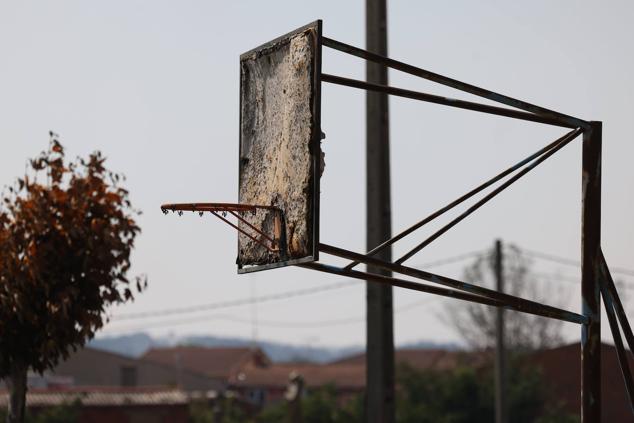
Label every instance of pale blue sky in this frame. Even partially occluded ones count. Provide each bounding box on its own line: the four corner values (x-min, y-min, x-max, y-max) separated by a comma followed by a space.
1, 1, 633, 348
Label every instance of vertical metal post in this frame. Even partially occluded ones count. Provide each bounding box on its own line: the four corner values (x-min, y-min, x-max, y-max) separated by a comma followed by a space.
494, 239, 507, 423
581, 121, 602, 422
366, 0, 395, 422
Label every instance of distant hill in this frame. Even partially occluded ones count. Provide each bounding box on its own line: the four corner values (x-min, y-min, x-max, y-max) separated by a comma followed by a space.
90, 332, 458, 363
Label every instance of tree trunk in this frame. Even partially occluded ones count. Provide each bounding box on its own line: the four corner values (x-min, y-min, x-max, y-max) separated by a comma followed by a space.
5, 360, 27, 423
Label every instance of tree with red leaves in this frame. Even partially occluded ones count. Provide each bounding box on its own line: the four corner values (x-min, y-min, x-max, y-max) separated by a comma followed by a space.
0, 134, 146, 423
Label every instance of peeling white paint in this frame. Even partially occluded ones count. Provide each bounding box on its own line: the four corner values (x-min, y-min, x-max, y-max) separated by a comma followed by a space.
238, 30, 315, 266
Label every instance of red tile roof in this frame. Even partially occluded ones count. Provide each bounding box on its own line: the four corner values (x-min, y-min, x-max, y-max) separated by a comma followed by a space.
231, 349, 485, 390
141, 346, 269, 380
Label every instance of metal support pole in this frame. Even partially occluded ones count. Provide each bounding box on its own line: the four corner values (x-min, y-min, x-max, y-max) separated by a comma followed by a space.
494, 239, 507, 423
319, 242, 587, 324
366, 0, 395, 421
600, 251, 634, 357
581, 121, 602, 422
321, 74, 578, 128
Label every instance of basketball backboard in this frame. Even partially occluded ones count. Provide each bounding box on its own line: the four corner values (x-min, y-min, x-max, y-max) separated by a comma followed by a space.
237, 20, 322, 273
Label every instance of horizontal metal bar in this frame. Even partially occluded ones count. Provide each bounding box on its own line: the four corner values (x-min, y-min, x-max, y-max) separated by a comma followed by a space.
161, 202, 281, 212
396, 128, 582, 264
344, 130, 572, 271
322, 73, 577, 129
301, 261, 585, 324
600, 251, 634, 357
301, 261, 510, 306
599, 273, 634, 413
322, 37, 588, 129
320, 243, 587, 325
238, 256, 317, 274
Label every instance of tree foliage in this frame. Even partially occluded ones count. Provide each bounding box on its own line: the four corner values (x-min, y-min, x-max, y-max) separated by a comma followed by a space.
0, 400, 81, 423
0, 135, 145, 421
443, 244, 566, 351
394, 362, 577, 423
255, 385, 362, 423
189, 396, 250, 423
221, 364, 576, 423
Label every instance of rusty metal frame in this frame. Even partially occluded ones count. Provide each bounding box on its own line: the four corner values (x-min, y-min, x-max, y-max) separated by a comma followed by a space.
310, 31, 630, 421
161, 21, 633, 421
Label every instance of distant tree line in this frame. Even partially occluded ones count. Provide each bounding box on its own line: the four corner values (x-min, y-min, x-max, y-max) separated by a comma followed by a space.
190, 362, 577, 423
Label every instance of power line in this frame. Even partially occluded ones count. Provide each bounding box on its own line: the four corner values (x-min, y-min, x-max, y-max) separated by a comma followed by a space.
522, 247, 634, 279
114, 279, 360, 321
416, 249, 488, 269
112, 248, 486, 322
532, 270, 634, 291
104, 244, 633, 334
533, 271, 581, 284
104, 297, 436, 335
110, 245, 631, 325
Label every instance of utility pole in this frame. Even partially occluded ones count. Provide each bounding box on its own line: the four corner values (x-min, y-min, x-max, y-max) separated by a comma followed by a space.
494, 239, 507, 423
285, 372, 305, 423
366, 0, 395, 422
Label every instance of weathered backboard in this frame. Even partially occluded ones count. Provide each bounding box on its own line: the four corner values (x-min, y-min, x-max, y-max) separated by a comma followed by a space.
238, 20, 322, 273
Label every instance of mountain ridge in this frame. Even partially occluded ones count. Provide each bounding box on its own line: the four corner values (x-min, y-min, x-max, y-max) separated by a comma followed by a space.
90, 333, 459, 363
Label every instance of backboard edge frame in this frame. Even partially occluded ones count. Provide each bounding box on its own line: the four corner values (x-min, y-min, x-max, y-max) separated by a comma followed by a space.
236, 19, 322, 274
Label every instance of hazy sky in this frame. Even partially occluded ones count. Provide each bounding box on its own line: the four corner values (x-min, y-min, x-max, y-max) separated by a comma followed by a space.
1, 1, 633, 349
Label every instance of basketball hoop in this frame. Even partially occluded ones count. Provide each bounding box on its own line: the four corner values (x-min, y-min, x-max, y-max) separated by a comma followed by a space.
157, 20, 634, 418
160, 203, 283, 253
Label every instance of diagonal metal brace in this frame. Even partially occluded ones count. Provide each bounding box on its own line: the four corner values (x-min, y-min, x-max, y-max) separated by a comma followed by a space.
322, 37, 589, 129
345, 128, 582, 270
598, 251, 634, 413
599, 250, 634, 357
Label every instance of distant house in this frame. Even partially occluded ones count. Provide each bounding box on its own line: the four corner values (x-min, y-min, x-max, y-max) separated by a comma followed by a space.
44, 347, 222, 391
222, 342, 633, 420
142, 346, 270, 404
42, 342, 628, 420
230, 348, 487, 405
142, 346, 270, 380
136, 347, 489, 406
230, 362, 364, 404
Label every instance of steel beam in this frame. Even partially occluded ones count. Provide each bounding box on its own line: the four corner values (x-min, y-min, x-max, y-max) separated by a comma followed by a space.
600, 251, 634, 357
599, 274, 634, 413
397, 128, 582, 264
300, 262, 508, 307
322, 37, 589, 129
581, 121, 602, 422
322, 73, 578, 128
344, 128, 580, 271
319, 243, 587, 325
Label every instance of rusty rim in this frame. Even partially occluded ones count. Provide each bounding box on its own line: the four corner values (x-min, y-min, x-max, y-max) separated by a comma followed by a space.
160, 202, 282, 253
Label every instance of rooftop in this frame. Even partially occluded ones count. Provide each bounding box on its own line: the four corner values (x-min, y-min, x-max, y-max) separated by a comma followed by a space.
142, 346, 270, 380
